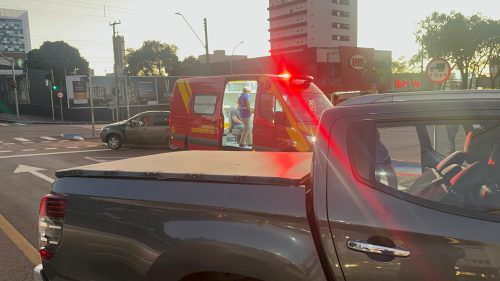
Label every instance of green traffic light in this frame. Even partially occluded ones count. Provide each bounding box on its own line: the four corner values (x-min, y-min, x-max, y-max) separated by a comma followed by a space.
51, 85, 58, 91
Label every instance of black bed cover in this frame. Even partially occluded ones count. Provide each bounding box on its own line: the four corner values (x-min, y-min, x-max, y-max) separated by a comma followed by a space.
56, 151, 312, 186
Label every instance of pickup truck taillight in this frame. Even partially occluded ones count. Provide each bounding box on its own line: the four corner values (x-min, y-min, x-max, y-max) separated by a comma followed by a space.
38, 194, 66, 261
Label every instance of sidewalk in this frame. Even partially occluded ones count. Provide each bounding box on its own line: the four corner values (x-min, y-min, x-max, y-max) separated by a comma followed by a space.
0, 113, 102, 140
0, 113, 105, 125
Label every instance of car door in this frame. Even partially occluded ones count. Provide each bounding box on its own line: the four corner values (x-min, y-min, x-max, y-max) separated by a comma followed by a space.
323, 111, 500, 281
253, 92, 291, 151
125, 113, 149, 144
147, 112, 170, 145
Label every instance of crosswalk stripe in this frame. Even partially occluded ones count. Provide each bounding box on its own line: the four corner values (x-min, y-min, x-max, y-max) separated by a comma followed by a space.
40, 136, 58, 141
0, 123, 10, 127
22, 149, 36, 152
0, 150, 12, 153
14, 123, 27, 126
13, 137, 31, 142
44, 148, 58, 150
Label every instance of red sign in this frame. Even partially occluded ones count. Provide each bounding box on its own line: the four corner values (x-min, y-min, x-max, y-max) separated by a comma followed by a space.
395, 79, 422, 89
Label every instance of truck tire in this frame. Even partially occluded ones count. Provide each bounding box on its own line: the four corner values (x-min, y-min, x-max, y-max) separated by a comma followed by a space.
107, 134, 122, 150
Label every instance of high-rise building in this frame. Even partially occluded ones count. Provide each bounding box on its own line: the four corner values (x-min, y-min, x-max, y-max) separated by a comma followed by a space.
268, 0, 357, 55
0, 8, 31, 54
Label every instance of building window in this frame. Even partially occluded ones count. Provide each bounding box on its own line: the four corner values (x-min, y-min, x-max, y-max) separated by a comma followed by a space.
332, 35, 350, 41
332, 0, 350, 4
333, 10, 350, 17
340, 10, 350, 17
332, 22, 350, 29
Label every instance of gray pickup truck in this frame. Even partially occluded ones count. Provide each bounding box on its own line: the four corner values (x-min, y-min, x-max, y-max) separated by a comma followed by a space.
36, 91, 500, 281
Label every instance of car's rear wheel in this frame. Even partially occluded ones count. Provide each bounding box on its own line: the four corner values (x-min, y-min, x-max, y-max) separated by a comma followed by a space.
107, 134, 122, 150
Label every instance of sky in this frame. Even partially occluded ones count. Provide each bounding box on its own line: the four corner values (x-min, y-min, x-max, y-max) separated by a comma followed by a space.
2, 0, 499, 75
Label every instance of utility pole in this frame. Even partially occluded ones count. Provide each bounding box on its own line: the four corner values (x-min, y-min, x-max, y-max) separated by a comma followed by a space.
175, 13, 210, 75
11, 59, 19, 120
49, 69, 55, 120
204, 18, 210, 75
110, 20, 121, 120
88, 76, 95, 136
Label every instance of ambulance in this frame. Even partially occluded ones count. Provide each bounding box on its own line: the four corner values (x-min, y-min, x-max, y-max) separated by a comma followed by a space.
169, 74, 332, 152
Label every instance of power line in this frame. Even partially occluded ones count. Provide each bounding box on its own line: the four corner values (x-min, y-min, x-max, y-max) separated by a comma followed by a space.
31, 0, 140, 15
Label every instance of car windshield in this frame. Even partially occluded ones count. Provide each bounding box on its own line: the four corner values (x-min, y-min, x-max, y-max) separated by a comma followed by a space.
276, 79, 333, 122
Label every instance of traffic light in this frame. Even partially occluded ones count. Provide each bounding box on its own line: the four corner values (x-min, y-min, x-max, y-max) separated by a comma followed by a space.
51, 84, 58, 91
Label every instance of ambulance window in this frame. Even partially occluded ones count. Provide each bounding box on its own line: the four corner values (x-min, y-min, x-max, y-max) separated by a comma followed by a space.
260, 93, 284, 122
193, 95, 217, 115
261, 93, 274, 121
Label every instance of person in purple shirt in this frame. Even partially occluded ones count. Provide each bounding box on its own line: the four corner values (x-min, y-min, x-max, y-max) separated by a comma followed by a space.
238, 87, 253, 147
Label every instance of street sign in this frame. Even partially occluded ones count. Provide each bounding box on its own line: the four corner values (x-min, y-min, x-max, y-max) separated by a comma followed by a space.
426, 58, 451, 83
57, 92, 64, 99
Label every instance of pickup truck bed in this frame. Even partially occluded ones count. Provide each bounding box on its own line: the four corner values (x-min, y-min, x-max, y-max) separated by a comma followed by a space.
42, 151, 325, 281
56, 151, 312, 185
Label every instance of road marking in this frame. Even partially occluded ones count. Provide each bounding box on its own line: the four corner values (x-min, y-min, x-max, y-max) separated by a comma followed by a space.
3, 143, 15, 145
0, 150, 12, 153
22, 149, 36, 152
41, 136, 58, 141
0, 123, 10, 126
14, 137, 31, 142
14, 123, 27, 126
0, 213, 41, 265
84, 156, 126, 163
0, 148, 110, 159
66, 146, 78, 149
14, 165, 55, 184
41, 141, 52, 143
24, 142, 34, 144
44, 148, 58, 150
86, 145, 98, 147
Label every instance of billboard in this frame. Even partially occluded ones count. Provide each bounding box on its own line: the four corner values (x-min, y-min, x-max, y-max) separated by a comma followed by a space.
65, 75, 180, 108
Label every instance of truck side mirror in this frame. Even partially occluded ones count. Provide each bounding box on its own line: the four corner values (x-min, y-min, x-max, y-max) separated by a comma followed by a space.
274, 112, 289, 127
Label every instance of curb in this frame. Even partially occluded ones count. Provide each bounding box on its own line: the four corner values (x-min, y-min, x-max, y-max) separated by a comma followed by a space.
0, 119, 108, 125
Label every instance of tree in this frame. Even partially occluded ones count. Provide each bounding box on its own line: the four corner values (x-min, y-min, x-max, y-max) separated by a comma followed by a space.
415, 12, 500, 89
175, 56, 202, 75
125, 41, 179, 76
27, 41, 89, 86
392, 56, 419, 74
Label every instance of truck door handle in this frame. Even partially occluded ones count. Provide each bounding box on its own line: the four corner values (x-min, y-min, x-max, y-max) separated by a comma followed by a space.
347, 240, 410, 258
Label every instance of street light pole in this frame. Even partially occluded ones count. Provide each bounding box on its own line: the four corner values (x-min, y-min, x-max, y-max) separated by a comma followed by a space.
175, 12, 210, 75
230, 41, 244, 75
0, 53, 19, 120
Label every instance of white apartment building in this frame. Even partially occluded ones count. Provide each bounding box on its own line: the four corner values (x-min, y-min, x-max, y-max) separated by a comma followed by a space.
268, 0, 357, 54
0, 8, 31, 54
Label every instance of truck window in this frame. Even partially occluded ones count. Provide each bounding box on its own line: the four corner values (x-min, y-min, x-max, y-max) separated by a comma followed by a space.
193, 95, 217, 115
349, 119, 500, 216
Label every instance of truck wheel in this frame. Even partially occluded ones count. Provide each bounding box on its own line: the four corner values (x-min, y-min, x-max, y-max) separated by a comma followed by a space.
107, 134, 122, 150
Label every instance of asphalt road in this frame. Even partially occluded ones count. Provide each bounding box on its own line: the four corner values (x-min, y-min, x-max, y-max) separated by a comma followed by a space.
0, 121, 167, 281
